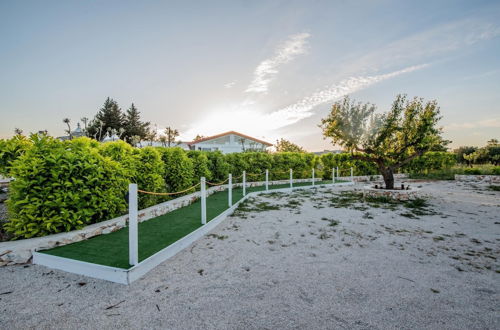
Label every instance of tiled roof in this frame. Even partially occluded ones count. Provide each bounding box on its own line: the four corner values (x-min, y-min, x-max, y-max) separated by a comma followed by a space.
188, 131, 273, 146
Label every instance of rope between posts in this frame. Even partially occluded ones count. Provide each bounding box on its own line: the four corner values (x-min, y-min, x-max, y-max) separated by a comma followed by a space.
138, 183, 201, 196
206, 177, 230, 186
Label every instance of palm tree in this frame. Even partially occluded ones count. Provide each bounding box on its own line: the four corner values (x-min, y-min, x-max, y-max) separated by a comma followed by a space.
63, 118, 72, 139
164, 126, 179, 147
81, 117, 89, 135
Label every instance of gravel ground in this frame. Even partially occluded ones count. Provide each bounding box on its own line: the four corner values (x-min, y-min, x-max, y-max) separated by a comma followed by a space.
0, 181, 499, 329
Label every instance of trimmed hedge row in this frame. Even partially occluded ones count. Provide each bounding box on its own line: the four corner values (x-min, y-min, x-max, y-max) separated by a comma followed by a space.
0, 135, 457, 239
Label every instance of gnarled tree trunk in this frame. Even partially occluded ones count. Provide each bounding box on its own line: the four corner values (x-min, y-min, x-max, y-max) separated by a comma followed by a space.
380, 167, 395, 189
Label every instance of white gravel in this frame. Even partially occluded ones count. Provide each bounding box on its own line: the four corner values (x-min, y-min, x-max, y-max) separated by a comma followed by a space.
0, 180, 499, 329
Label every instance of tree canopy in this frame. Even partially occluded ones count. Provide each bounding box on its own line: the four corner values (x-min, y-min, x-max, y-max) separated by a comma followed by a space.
320, 94, 446, 189
275, 138, 305, 153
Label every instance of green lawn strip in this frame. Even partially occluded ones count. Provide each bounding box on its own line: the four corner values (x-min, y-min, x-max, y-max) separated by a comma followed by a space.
40, 180, 339, 269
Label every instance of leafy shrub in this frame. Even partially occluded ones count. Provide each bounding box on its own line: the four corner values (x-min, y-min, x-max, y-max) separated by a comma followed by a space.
100, 141, 165, 208
157, 147, 194, 194
320, 153, 377, 179
205, 151, 230, 182
5, 135, 128, 239
403, 151, 456, 174
463, 168, 481, 175
0, 135, 33, 177
133, 147, 165, 208
225, 153, 249, 180
241, 152, 273, 180
492, 167, 500, 175
187, 151, 212, 184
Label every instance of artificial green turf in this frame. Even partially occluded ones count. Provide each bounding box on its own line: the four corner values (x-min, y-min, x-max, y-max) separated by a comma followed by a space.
40, 180, 341, 268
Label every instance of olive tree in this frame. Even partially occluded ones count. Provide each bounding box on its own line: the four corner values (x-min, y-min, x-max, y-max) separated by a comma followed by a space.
320, 95, 445, 189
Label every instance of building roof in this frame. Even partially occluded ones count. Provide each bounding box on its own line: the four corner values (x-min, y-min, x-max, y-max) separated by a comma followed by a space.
188, 131, 273, 146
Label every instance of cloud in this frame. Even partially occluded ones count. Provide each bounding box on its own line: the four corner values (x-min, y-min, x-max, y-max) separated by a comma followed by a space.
445, 118, 500, 130
245, 32, 310, 94
224, 81, 236, 88
346, 19, 500, 73
183, 64, 427, 140
266, 64, 428, 128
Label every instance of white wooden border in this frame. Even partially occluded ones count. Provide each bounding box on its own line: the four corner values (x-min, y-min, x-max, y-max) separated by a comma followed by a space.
33, 181, 354, 284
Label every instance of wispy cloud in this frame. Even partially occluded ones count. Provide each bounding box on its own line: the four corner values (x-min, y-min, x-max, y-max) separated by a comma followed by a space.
445, 118, 500, 130
266, 64, 428, 128
183, 64, 427, 140
224, 81, 236, 89
245, 32, 310, 94
347, 19, 500, 73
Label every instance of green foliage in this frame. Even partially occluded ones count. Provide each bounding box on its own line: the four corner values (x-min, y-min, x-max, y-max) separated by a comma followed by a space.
453, 146, 477, 165
275, 138, 305, 152
453, 140, 500, 166
122, 103, 150, 143
0, 135, 33, 177
242, 152, 273, 180
225, 153, 249, 179
87, 97, 125, 141
463, 167, 481, 175
492, 167, 500, 175
402, 151, 456, 174
320, 153, 378, 178
205, 151, 230, 182
320, 95, 446, 188
5, 135, 128, 239
99, 141, 165, 207
271, 152, 315, 179
157, 147, 194, 193
187, 151, 212, 184
132, 147, 165, 208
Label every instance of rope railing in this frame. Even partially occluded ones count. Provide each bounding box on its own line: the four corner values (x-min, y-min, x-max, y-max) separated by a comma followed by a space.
206, 177, 230, 186
138, 183, 201, 196
127, 166, 355, 266
136, 167, 347, 196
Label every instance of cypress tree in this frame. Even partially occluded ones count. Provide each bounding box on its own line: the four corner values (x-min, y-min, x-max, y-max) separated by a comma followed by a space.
87, 98, 125, 140
123, 103, 150, 143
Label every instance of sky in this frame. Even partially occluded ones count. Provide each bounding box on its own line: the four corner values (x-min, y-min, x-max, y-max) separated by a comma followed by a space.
1, 0, 499, 151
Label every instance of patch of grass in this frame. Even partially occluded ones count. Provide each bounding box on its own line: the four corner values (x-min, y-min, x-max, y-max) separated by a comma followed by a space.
433, 236, 445, 241
489, 185, 500, 191
362, 212, 374, 219
328, 220, 340, 227
283, 199, 302, 209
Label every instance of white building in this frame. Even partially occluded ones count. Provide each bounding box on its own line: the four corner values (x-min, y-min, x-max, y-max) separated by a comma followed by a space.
187, 131, 272, 153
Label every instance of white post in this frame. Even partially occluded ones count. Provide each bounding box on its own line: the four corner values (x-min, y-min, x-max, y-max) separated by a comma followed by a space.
242, 171, 246, 196
289, 168, 293, 189
228, 174, 232, 207
128, 183, 138, 266
312, 168, 315, 186
351, 167, 354, 182
201, 177, 206, 225
332, 167, 336, 184
265, 169, 269, 191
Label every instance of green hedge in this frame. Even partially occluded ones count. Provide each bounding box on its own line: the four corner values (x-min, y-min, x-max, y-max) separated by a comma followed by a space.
402, 151, 456, 174
7, 135, 454, 239
187, 151, 212, 184
5, 136, 129, 239
0, 135, 32, 177
320, 153, 378, 179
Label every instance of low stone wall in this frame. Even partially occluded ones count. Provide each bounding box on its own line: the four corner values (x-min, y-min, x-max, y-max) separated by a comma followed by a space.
362, 185, 421, 201
455, 175, 500, 184
0, 178, 329, 266
337, 173, 408, 183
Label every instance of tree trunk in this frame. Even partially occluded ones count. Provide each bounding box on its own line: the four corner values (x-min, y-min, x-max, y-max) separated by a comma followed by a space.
380, 167, 395, 189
